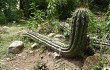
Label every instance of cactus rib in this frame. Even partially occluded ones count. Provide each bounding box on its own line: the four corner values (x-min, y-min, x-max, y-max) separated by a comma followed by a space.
24, 8, 89, 57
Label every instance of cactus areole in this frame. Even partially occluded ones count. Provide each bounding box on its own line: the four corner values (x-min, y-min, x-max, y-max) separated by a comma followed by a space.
25, 8, 89, 57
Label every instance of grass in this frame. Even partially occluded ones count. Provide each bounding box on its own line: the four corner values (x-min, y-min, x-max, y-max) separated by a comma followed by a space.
0, 20, 53, 58
0, 23, 33, 59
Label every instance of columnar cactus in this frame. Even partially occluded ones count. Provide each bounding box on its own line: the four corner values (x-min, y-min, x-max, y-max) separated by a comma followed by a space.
25, 8, 89, 57
67, 8, 89, 56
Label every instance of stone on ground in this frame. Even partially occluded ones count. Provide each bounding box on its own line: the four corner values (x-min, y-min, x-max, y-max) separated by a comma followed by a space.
83, 53, 100, 70
0, 26, 9, 33
53, 52, 61, 59
53, 34, 65, 41
31, 43, 39, 50
8, 41, 24, 54
47, 33, 55, 37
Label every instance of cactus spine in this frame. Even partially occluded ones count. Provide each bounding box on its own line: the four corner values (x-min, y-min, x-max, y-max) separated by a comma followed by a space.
25, 8, 89, 57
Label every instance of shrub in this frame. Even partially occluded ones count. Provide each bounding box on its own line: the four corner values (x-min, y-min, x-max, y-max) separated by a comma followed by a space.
4, 8, 22, 22
0, 11, 6, 24
34, 0, 48, 11
20, 0, 32, 17
47, 0, 77, 20
106, 4, 110, 16
27, 2, 46, 30
0, 0, 22, 23
89, 0, 110, 12
20, 0, 47, 17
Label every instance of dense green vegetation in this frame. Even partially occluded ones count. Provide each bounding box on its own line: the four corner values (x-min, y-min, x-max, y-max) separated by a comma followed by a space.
0, 0, 110, 23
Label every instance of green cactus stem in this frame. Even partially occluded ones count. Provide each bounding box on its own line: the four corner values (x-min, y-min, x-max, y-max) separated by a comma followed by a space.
24, 8, 89, 57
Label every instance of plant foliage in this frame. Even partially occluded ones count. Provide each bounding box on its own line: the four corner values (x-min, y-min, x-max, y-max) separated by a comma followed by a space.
47, 0, 77, 20
0, 0, 21, 23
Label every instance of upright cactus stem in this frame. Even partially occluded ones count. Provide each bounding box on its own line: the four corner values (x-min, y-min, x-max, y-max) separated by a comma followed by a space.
68, 8, 89, 56
24, 8, 89, 57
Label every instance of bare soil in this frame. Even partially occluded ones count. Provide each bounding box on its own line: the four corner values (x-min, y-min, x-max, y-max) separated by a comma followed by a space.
4, 49, 84, 70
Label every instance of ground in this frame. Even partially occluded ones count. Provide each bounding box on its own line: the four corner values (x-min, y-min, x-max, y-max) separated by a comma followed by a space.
0, 25, 110, 70
4, 50, 83, 70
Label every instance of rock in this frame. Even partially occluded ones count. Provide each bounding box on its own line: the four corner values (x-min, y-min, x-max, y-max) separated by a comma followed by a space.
17, 25, 21, 27
0, 26, 9, 33
53, 34, 65, 41
53, 52, 60, 59
12, 21, 16, 24
6, 58, 11, 61
2, 26, 9, 30
8, 41, 24, 54
17, 54, 22, 57
29, 50, 34, 54
31, 43, 39, 50
48, 33, 55, 37
83, 53, 110, 70
83, 53, 100, 70
17, 30, 27, 35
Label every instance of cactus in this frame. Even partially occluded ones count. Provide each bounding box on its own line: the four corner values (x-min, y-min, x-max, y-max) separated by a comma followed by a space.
24, 8, 89, 57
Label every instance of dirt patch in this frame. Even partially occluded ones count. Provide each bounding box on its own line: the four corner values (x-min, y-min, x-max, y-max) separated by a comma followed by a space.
4, 49, 84, 70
